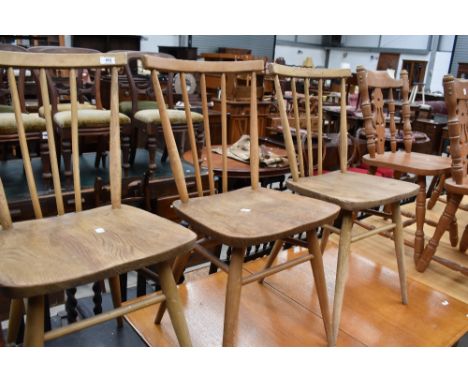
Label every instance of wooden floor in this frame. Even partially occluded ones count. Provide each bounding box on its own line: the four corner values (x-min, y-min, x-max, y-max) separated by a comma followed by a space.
125, 198, 468, 347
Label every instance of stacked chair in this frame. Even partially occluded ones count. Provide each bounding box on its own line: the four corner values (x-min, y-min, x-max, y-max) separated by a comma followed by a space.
266, 63, 419, 345
0, 50, 195, 346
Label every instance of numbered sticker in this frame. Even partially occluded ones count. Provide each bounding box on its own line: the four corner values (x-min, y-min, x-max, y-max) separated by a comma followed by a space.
464, 88, 467, 96
100, 56, 116, 65
42, 132, 48, 140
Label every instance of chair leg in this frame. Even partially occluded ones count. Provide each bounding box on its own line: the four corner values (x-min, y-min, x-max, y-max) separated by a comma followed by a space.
7, 298, 24, 344
459, 224, 468, 253
156, 261, 192, 347
449, 204, 459, 248
331, 210, 353, 347
147, 126, 157, 174
307, 230, 332, 345
109, 276, 124, 328
121, 134, 131, 177
414, 175, 427, 262
391, 202, 408, 305
223, 247, 245, 347
320, 226, 331, 254
417, 193, 463, 272
427, 174, 445, 210
257, 239, 283, 284
62, 138, 72, 189
24, 295, 44, 347
155, 250, 192, 324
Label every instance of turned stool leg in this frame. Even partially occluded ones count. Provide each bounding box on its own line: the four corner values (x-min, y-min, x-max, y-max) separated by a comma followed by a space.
427, 174, 445, 210
24, 295, 44, 347
320, 226, 331, 253
414, 175, 427, 262
308, 230, 332, 345
459, 224, 468, 253
417, 193, 463, 272
257, 239, 283, 284
223, 247, 245, 347
391, 202, 408, 305
156, 261, 192, 347
331, 210, 353, 347
7, 298, 24, 344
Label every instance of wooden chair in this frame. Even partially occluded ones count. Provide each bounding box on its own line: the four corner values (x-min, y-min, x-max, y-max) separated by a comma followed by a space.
417, 75, 468, 275
267, 63, 419, 346
0, 44, 48, 179
28, 46, 133, 184
356, 66, 453, 262
119, 51, 204, 174
0, 51, 195, 346
142, 56, 341, 346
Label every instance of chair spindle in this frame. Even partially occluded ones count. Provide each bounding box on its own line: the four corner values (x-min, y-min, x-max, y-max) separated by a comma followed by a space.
339, 77, 348, 172
0, 178, 12, 229
317, 78, 323, 175
109, 66, 121, 208
69, 68, 82, 212
221, 73, 228, 193
250, 72, 259, 190
400, 70, 412, 153
388, 88, 397, 153
304, 78, 313, 176
291, 78, 305, 177
200, 73, 215, 195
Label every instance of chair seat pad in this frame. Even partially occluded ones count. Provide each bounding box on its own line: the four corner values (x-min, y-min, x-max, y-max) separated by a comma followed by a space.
38, 102, 96, 117
0, 112, 46, 135
362, 151, 451, 176
0, 104, 14, 113
54, 109, 131, 129
119, 100, 158, 116
287, 170, 420, 211
134, 109, 204, 125
0, 205, 196, 298
173, 187, 340, 247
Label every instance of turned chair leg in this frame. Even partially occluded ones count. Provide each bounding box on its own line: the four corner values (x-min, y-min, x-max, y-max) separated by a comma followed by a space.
417, 193, 463, 272
24, 295, 45, 347
308, 230, 332, 345
155, 250, 192, 324
156, 261, 192, 347
331, 210, 353, 347
391, 202, 408, 305
427, 174, 445, 210
223, 247, 245, 347
147, 125, 157, 174
320, 226, 331, 253
257, 239, 283, 284
459, 224, 468, 253
414, 175, 427, 262
109, 276, 124, 328
7, 298, 24, 344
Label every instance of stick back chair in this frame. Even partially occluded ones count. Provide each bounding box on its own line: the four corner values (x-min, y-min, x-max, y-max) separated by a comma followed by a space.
417, 75, 468, 275
356, 66, 453, 262
142, 56, 341, 346
267, 63, 420, 346
0, 51, 195, 346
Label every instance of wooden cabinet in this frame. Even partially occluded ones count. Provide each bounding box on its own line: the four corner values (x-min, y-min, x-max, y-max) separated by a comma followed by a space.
412, 117, 447, 154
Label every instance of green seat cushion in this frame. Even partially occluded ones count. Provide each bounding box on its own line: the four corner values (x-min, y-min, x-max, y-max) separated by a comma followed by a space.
134, 109, 204, 125
53, 109, 131, 129
38, 102, 96, 117
0, 113, 46, 134
0, 104, 14, 113
119, 100, 158, 116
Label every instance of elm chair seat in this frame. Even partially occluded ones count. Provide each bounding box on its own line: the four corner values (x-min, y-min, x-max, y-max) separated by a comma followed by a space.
0, 112, 45, 134
53, 109, 131, 129
134, 109, 204, 125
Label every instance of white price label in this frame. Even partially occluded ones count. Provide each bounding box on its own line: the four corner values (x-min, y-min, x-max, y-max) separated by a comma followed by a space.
100, 56, 116, 65
42, 132, 48, 140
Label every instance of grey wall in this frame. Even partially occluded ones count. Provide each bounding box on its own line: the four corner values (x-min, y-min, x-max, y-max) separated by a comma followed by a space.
450, 36, 468, 75
191, 35, 275, 59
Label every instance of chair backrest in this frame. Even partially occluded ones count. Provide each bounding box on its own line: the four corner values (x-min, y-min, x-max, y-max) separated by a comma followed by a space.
27, 46, 103, 111
0, 50, 127, 230
267, 63, 351, 181
443, 75, 468, 185
141, 56, 265, 200
356, 66, 412, 158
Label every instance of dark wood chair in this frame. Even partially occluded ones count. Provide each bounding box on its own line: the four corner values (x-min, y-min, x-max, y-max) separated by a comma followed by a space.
0, 44, 48, 179
28, 46, 133, 185
267, 63, 419, 346
417, 75, 468, 275
0, 50, 195, 346
356, 66, 453, 263
143, 56, 341, 346
115, 51, 203, 174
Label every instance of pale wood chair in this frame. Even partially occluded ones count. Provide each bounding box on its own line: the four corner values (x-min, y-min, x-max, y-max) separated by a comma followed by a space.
356, 66, 453, 262
267, 63, 420, 346
417, 75, 468, 275
142, 56, 341, 346
0, 51, 195, 346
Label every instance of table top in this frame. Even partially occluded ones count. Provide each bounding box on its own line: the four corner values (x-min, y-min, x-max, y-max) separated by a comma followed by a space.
183, 145, 290, 179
